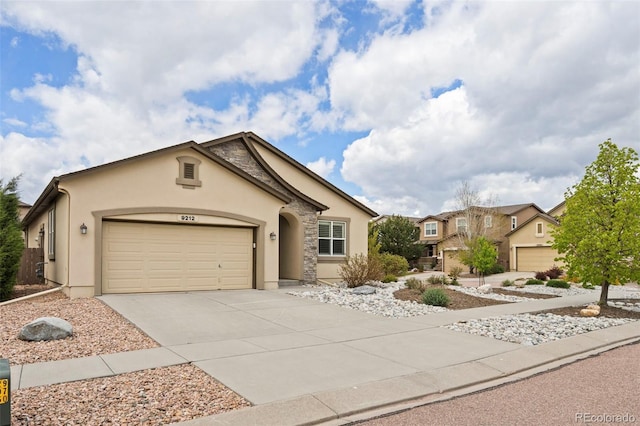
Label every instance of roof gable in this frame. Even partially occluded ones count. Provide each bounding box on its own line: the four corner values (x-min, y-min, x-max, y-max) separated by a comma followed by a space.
506, 212, 559, 237
202, 132, 377, 216
22, 141, 292, 225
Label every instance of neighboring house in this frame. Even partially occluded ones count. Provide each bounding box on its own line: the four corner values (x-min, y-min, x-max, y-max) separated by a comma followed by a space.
18, 200, 32, 241
506, 201, 566, 272
417, 204, 546, 273
505, 212, 561, 272
18, 200, 31, 221
21, 132, 377, 298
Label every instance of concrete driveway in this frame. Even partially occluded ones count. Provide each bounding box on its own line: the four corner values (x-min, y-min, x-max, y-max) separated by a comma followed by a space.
95, 288, 640, 425
99, 289, 522, 406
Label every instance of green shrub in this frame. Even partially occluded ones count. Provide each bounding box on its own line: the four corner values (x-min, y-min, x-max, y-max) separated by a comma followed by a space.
377, 252, 410, 276
405, 277, 426, 292
427, 275, 449, 285
382, 274, 398, 283
534, 271, 547, 281
546, 279, 570, 288
422, 288, 450, 307
449, 278, 459, 286
448, 266, 463, 280
501, 279, 514, 287
525, 278, 544, 285
339, 254, 384, 288
545, 266, 563, 279
487, 263, 505, 275
582, 282, 596, 289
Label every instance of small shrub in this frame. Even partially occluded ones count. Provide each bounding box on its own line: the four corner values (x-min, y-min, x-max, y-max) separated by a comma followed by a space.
567, 275, 581, 283
487, 263, 505, 275
449, 278, 459, 286
382, 274, 398, 283
339, 254, 384, 288
534, 271, 547, 281
422, 288, 450, 307
582, 282, 596, 289
405, 277, 426, 291
545, 266, 563, 279
501, 279, 514, 287
546, 279, 570, 289
448, 266, 463, 280
427, 275, 449, 285
378, 253, 410, 276
525, 278, 544, 285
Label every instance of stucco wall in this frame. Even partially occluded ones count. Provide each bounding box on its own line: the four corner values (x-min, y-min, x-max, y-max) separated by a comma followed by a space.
56, 147, 285, 296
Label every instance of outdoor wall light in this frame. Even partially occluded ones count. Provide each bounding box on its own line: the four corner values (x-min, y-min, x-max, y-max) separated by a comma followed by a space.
270, 232, 277, 240
80, 223, 88, 235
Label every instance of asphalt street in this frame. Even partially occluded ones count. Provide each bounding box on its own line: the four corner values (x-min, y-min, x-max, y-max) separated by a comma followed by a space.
356, 341, 640, 426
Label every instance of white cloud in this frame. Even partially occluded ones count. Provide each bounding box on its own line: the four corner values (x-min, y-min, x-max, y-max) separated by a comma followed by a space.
1, 0, 638, 215
338, 1, 640, 215
2, 118, 27, 127
1, 1, 328, 202
306, 157, 336, 179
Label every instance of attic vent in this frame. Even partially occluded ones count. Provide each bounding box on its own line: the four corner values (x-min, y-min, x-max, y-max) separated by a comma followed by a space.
184, 163, 195, 179
176, 155, 202, 188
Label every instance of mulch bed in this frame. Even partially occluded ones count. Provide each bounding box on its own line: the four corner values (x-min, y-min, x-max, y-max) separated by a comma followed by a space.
394, 286, 511, 310
535, 300, 640, 320
394, 286, 640, 319
492, 287, 557, 299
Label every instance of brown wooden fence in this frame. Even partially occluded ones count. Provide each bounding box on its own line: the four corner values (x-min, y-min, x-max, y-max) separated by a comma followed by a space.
17, 248, 45, 285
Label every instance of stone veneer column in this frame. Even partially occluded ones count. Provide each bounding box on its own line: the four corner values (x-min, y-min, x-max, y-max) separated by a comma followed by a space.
207, 141, 319, 285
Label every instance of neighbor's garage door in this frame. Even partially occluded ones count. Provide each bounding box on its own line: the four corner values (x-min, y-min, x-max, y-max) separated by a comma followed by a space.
516, 246, 557, 272
102, 221, 253, 294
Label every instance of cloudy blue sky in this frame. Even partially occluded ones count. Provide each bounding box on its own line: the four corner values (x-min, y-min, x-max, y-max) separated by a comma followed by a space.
1, 1, 638, 216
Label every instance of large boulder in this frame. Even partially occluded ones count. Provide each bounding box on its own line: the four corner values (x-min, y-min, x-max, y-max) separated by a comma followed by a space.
352, 285, 377, 295
580, 306, 600, 317
477, 284, 492, 294
18, 317, 73, 341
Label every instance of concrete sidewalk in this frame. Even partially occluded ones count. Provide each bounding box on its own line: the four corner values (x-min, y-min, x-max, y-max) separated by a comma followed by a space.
9, 287, 640, 426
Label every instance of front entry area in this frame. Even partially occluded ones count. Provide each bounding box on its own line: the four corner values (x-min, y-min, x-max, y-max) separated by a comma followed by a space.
102, 221, 253, 294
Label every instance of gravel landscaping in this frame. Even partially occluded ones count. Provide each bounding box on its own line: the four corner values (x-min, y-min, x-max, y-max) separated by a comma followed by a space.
288, 279, 640, 346
1, 290, 251, 425
3, 279, 639, 424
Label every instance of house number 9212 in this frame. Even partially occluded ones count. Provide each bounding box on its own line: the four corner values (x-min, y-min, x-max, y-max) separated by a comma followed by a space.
178, 215, 197, 222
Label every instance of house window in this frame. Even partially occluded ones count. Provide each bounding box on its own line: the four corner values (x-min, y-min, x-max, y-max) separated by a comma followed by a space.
485, 216, 492, 228
511, 216, 517, 230
319, 220, 346, 256
456, 217, 467, 233
536, 222, 544, 236
176, 156, 202, 188
48, 208, 55, 260
424, 222, 437, 237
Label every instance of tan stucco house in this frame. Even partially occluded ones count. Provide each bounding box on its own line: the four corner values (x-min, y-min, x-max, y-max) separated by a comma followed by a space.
417, 204, 547, 273
505, 201, 566, 272
21, 132, 377, 298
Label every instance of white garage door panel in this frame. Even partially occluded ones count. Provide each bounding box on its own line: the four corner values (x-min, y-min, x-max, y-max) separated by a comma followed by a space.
102, 221, 252, 294
516, 246, 558, 272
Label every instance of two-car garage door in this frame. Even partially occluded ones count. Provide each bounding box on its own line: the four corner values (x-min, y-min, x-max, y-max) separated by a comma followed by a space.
102, 221, 253, 294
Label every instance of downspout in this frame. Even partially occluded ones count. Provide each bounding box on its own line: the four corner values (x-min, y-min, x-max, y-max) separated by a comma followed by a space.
316, 279, 338, 287
0, 285, 68, 306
